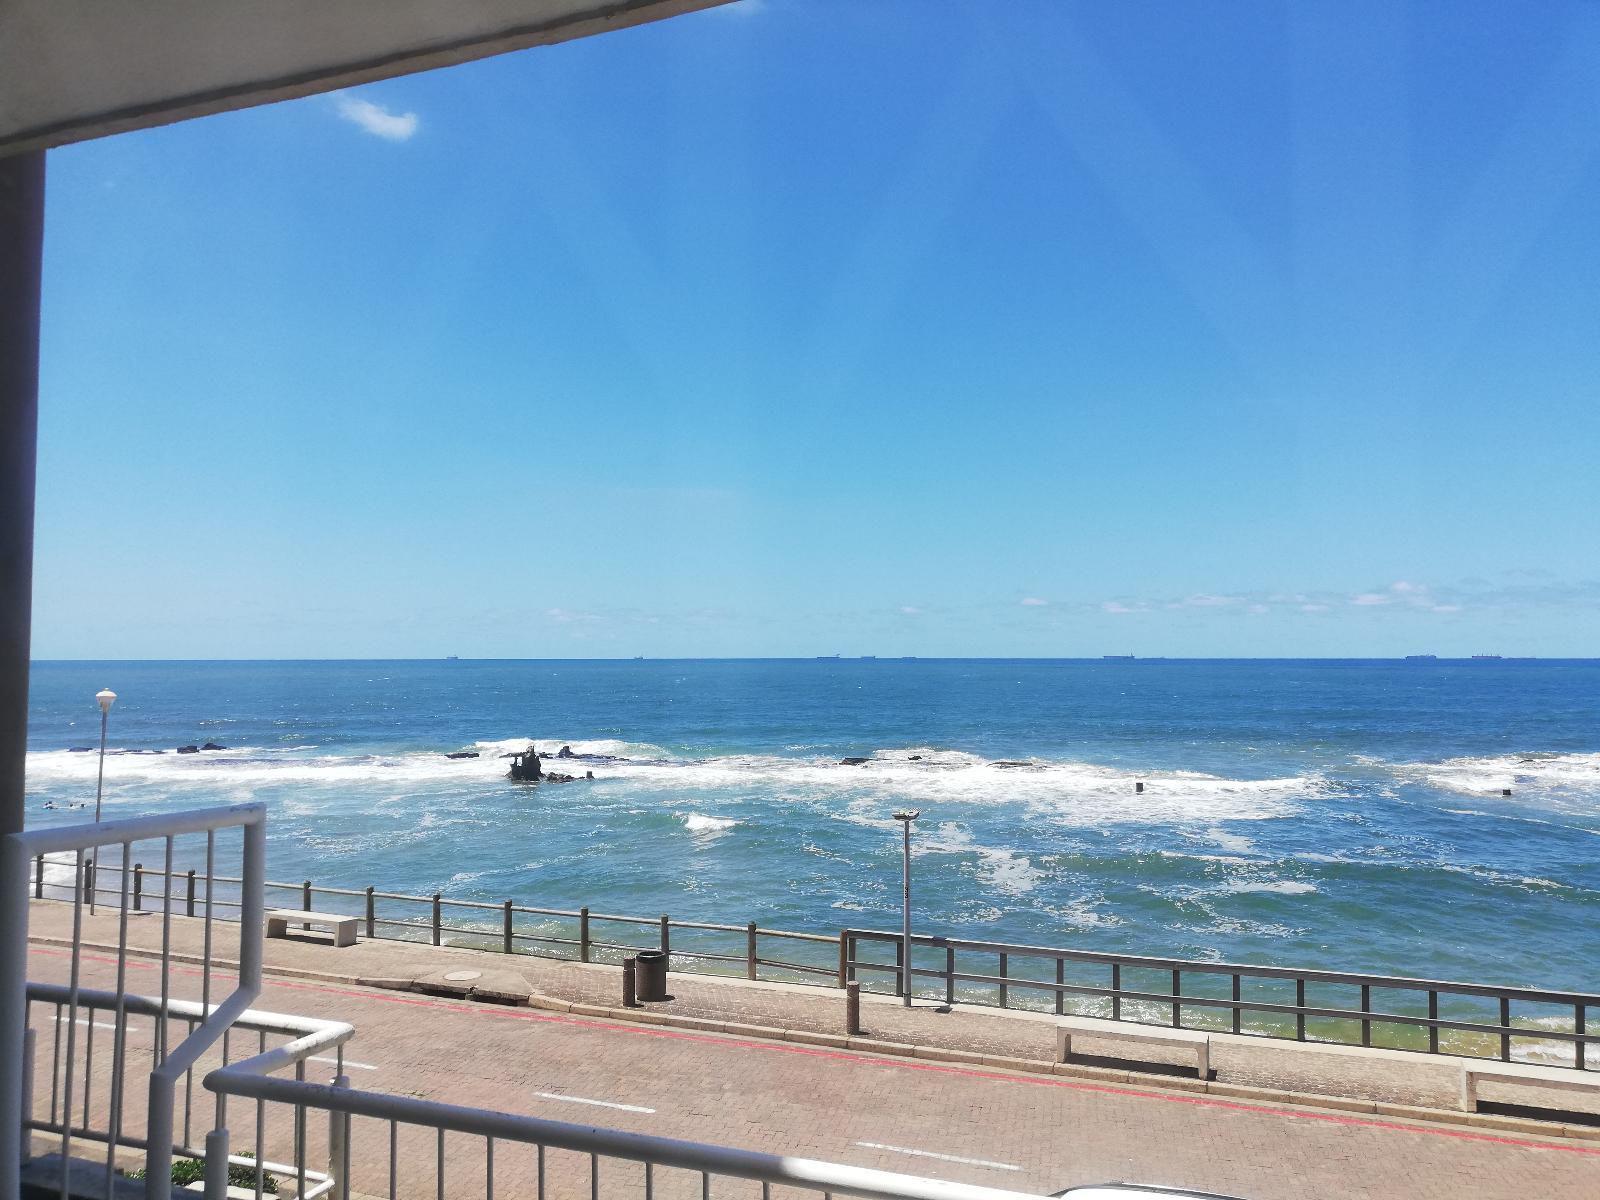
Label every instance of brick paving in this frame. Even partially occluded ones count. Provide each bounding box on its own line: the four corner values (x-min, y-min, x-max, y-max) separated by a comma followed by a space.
22, 901, 1600, 1199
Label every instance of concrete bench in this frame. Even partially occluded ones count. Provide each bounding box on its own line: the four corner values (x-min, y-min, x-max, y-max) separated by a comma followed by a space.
1057, 1015, 1210, 1080
1460, 1059, 1600, 1114
266, 908, 358, 947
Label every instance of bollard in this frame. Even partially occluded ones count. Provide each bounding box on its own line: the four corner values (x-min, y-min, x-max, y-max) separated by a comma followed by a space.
846, 981, 862, 1035
365, 886, 375, 938
1135, 781, 1144, 794
746, 922, 758, 981
622, 956, 639, 1008
503, 899, 514, 955
302, 880, 313, 931
432, 893, 442, 946
132, 863, 143, 912
186, 869, 196, 916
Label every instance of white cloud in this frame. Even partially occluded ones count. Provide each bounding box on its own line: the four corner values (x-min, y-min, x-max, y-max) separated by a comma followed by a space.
1246, 604, 1270, 615
1020, 597, 1049, 607
546, 608, 601, 624
1431, 604, 1463, 613
898, 605, 923, 616
1102, 601, 1146, 614
1389, 580, 1424, 595
1351, 593, 1390, 606
1300, 603, 1331, 613
336, 93, 419, 142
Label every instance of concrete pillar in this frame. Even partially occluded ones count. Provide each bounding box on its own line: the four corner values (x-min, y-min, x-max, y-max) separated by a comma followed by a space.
0, 150, 44, 840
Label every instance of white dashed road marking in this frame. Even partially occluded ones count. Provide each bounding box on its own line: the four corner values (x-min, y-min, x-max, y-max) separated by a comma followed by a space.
854, 1143, 1020, 1171
536, 1092, 655, 1115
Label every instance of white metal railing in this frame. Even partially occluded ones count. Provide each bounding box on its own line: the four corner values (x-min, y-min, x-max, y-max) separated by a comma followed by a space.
2, 803, 266, 1199
22, 983, 348, 1200
202, 1057, 1048, 1200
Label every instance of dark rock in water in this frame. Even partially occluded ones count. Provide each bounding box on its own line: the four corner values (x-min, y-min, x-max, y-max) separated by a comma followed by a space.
557, 745, 575, 759
68, 746, 93, 753
537, 752, 551, 759
576, 753, 618, 763
991, 760, 1038, 769
841, 756, 870, 766
508, 746, 543, 782
201, 742, 227, 751
446, 751, 479, 760
544, 772, 577, 783
585, 771, 594, 780
176, 745, 199, 755
499, 752, 518, 759
909, 755, 923, 761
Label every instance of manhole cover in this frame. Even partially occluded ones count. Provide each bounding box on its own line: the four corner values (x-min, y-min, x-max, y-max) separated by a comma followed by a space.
443, 970, 482, 982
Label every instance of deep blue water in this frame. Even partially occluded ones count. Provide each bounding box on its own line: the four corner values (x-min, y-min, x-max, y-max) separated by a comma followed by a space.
23, 658, 1600, 994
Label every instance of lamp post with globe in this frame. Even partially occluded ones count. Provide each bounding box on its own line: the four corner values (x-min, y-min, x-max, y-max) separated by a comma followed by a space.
89, 688, 115, 913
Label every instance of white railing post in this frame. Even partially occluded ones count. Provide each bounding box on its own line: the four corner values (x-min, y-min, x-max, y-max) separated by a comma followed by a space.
328, 1075, 351, 1200
0, 834, 30, 1196
204, 1126, 230, 1200
18, 1026, 33, 1167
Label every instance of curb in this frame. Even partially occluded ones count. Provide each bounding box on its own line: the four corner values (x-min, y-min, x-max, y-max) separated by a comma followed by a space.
34, 933, 1598, 1145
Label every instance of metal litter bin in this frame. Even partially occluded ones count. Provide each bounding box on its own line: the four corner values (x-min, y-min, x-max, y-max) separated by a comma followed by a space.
635, 949, 669, 1001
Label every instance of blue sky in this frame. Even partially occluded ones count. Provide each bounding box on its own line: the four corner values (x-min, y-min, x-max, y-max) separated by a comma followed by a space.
31, 0, 1600, 659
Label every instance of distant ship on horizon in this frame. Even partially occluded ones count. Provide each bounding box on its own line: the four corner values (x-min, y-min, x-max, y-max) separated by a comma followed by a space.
1404, 654, 1437, 661
1102, 654, 1136, 661
1471, 654, 1503, 660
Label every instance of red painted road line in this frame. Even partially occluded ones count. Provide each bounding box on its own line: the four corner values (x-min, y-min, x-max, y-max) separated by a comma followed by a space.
29, 945, 1600, 1158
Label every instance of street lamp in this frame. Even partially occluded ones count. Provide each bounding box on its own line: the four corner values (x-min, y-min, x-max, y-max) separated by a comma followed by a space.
90, 688, 115, 915
893, 809, 919, 1007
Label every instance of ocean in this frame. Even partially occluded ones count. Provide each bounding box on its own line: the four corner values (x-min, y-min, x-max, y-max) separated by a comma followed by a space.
22, 658, 1600, 993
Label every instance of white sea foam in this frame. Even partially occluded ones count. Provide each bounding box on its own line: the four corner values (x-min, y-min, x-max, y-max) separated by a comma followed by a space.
680, 813, 737, 839
1218, 879, 1317, 896
1393, 751, 1600, 807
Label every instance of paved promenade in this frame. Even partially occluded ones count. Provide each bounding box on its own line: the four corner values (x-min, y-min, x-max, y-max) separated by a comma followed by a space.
23, 901, 1600, 1199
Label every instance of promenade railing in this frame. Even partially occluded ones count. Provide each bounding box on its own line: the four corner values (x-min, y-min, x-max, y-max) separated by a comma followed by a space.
843, 928, 1599, 1071
34, 855, 1599, 1074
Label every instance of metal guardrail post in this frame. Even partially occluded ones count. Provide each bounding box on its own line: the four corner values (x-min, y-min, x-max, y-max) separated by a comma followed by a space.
186, 868, 197, 916
998, 952, 1008, 1008
365, 886, 375, 938
1111, 963, 1121, 1021
18, 1028, 33, 1167
1232, 974, 1241, 1034
504, 900, 514, 955
948, 946, 957, 1007
33, 854, 42, 898
1428, 990, 1439, 1053
579, 907, 590, 963
660, 914, 670, 967
1296, 979, 1307, 1040
893, 939, 904, 997
746, 923, 757, 981
1360, 984, 1371, 1046
1500, 995, 1512, 1061
328, 1075, 351, 1200
203, 1127, 230, 1200
82, 856, 94, 903
1579, 1003, 1588, 1071
432, 894, 442, 947
132, 862, 143, 912
837, 932, 848, 988
1053, 957, 1063, 1016
302, 880, 313, 931
1171, 969, 1181, 1028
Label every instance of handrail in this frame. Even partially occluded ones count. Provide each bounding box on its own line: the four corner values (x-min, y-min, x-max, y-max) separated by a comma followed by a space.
203, 1064, 1043, 1200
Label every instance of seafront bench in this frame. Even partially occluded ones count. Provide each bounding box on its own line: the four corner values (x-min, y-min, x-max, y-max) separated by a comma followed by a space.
1056, 1015, 1211, 1080
1460, 1059, 1600, 1114
266, 908, 358, 948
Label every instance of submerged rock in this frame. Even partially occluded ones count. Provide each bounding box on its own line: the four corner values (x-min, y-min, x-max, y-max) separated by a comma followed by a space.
841, 756, 870, 766
445, 751, 480, 760
176, 745, 199, 755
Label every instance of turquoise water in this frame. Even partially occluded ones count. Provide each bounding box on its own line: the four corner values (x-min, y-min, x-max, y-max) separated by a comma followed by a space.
23, 658, 1600, 993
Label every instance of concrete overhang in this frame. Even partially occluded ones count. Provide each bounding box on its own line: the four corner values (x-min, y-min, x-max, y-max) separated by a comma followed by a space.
0, 0, 730, 158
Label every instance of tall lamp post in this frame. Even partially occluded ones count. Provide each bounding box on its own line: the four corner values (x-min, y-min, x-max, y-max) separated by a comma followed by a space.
893, 809, 919, 1007
90, 688, 115, 914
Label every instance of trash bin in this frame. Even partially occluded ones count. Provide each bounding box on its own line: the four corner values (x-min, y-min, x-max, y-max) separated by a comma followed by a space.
635, 949, 669, 1001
